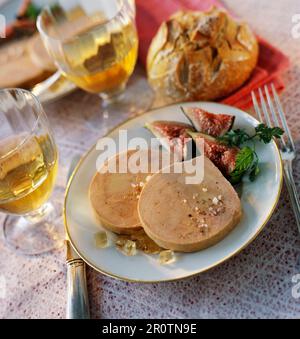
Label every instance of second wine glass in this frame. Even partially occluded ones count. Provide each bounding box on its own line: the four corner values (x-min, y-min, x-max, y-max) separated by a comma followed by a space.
0, 89, 61, 255
37, 0, 153, 117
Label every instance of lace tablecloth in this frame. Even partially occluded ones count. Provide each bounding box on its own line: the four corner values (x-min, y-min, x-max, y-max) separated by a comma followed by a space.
1, 0, 300, 319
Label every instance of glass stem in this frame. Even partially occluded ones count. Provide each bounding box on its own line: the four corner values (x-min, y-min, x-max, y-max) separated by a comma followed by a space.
24, 202, 54, 224
99, 83, 126, 106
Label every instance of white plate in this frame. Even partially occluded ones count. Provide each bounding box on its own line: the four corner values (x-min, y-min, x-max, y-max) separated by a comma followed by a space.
64, 102, 283, 283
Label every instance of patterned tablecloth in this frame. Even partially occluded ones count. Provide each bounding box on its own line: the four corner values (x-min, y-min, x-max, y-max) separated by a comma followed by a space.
1, 0, 300, 319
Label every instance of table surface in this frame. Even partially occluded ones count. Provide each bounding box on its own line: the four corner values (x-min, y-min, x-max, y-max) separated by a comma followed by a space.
1, 0, 300, 319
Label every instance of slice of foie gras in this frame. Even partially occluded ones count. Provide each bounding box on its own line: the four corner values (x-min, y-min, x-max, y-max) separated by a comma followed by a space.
89, 149, 168, 235
138, 156, 242, 252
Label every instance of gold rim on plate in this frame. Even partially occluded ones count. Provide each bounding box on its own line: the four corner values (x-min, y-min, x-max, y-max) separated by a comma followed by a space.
63, 103, 283, 283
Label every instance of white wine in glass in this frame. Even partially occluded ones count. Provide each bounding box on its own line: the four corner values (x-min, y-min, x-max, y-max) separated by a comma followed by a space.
0, 89, 61, 255
37, 0, 152, 116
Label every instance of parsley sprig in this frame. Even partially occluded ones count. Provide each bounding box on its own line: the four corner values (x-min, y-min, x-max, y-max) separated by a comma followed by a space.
217, 124, 283, 183
25, 3, 41, 20
230, 147, 259, 184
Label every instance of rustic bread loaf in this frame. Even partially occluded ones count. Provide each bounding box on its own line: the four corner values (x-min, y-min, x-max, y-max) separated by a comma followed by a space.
147, 7, 259, 103
0, 34, 56, 89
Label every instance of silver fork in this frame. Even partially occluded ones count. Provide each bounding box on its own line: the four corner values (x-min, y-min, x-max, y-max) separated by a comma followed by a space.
252, 84, 300, 234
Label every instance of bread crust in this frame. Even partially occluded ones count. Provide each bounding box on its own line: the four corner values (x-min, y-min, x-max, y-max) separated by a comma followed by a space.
0, 34, 55, 89
147, 7, 259, 103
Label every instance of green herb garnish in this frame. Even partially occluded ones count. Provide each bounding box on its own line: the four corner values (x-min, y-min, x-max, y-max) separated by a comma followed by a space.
217, 129, 249, 147
230, 146, 259, 183
25, 3, 41, 20
218, 124, 283, 183
254, 124, 284, 144
218, 124, 284, 147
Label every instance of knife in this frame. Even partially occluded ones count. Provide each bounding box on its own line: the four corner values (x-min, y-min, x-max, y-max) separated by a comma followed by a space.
66, 156, 90, 319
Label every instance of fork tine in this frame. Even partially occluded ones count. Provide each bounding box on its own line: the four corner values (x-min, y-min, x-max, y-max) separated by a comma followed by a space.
264, 85, 288, 150
258, 88, 272, 127
251, 91, 264, 122
271, 83, 295, 151
264, 85, 280, 126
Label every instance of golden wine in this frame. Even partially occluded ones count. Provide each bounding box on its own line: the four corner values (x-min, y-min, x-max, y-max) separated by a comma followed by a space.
0, 134, 58, 215
55, 20, 138, 94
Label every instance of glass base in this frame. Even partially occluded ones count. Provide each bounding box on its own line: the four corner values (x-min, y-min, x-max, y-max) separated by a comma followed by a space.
3, 202, 64, 255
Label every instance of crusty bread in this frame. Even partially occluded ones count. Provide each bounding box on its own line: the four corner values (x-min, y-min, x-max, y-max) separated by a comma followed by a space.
0, 34, 55, 89
138, 156, 242, 252
147, 7, 259, 103
27, 34, 56, 72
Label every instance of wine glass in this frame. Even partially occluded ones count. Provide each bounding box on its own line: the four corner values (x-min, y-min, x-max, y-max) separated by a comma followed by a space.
0, 88, 61, 255
37, 0, 153, 117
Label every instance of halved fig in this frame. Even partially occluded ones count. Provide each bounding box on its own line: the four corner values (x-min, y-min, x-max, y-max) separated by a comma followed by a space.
145, 121, 194, 161
182, 107, 235, 137
188, 131, 239, 177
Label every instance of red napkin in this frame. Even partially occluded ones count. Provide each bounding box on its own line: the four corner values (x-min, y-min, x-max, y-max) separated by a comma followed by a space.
135, 0, 290, 110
